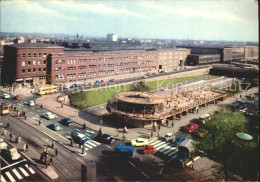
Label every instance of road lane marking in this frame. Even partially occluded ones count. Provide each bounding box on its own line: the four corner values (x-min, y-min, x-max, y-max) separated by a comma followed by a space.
105, 145, 111, 149
128, 161, 135, 167
84, 133, 91, 137
75, 129, 80, 131
5, 172, 16, 182
167, 150, 178, 157
141, 171, 149, 179
89, 140, 100, 145
19, 167, 29, 177
149, 140, 161, 146
156, 143, 170, 150
12, 169, 22, 180
83, 144, 93, 149
25, 164, 35, 174
0, 175, 7, 182
87, 141, 98, 147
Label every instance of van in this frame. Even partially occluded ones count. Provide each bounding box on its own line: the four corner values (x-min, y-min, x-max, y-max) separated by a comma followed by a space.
199, 114, 211, 124
114, 145, 135, 158
9, 148, 21, 160
176, 139, 194, 164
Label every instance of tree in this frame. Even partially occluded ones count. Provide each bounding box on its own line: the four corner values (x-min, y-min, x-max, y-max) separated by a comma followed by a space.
195, 108, 258, 181
131, 80, 150, 92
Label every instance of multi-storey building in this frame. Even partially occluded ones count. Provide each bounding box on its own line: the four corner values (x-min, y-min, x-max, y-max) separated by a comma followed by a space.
3, 43, 190, 85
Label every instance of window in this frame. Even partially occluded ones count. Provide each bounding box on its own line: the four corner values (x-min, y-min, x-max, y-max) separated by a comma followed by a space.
33, 61, 36, 65
38, 61, 41, 65
28, 53, 31, 58
43, 68, 46, 71
22, 54, 26, 58
43, 53, 47, 57
28, 61, 31, 66
39, 53, 42, 57
22, 69, 25, 73
33, 68, 36, 72
43, 61, 47, 64
33, 53, 37, 58
38, 68, 41, 71
22, 61, 25, 66
28, 69, 31, 73
40, 76, 46, 80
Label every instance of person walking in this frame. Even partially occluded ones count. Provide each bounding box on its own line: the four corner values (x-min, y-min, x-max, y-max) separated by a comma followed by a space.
55, 149, 58, 157
70, 138, 73, 146
6, 122, 10, 129
3, 129, 6, 136
79, 140, 82, 149
52, 141, 55, 149
158, 124, 160, 131
24, 115, 27, 120
49, 157, 53, 166
166, 120, 169, 127
9, 133, 13, 141
41, 104, 43, 109
26, 143, 29, 151
172, 122, 174, 128
23, 144, 27, 152
0, 122, 2, 129
39, 120, 41, 126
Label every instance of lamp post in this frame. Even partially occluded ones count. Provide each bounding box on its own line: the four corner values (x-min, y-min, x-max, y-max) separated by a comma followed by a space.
99, 106, 104, 127
236, 132, 253, 180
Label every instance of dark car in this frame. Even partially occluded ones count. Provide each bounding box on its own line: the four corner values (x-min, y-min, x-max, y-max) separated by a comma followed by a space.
73, 133, 89, 144
48, 122, 61, 131
60, 118, 73, 126
172, 136, 186, 146
95, 134, 114, 144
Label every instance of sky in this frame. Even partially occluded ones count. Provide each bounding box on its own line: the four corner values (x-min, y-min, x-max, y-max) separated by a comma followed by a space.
0, 0, 259, 41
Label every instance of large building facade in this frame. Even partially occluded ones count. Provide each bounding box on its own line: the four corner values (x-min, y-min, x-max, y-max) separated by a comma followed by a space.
3, 43, 190, 85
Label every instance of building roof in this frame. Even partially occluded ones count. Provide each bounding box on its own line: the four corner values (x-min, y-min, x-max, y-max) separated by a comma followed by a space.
9, 43, 62, 48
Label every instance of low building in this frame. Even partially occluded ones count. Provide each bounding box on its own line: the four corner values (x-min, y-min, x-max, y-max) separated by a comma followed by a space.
186, 54, 220, 65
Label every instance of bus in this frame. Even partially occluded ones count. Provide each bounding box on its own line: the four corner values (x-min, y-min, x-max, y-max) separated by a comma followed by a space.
38, 85, 58, 95
1, 103, 10, 115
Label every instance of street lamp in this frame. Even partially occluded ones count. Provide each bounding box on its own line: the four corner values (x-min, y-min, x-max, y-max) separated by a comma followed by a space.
99, 106, 104, 127
236, 132, 253, 180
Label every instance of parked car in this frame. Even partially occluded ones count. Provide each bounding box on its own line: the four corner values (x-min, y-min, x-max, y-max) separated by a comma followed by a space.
1, 93, 10, 99
70, 84, 79, 88
48, 122, 61, 131
162, 133, 175, 142
42, 112, 56, 120
131, 138, 149, 147
246, 94, 255, 100
143, 145, 156, 155
29, 100, 35, 107
95, 134, 114, 144
172, 136, 186, 146
95, 80, 101, 84
60, 118, 73, 126
8, 148, 21, 160
108, 79, 115, 82
73, 133, 89, 144
89, 81, 94, 85
198, 114, 211, 124
14, 95, 21, 100
184, 123, 199, 132
0, 138, 8, 150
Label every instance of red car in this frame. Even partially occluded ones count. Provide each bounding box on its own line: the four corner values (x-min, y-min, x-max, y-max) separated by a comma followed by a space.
143, 145, 156, 155
14, 95, 21, 100
184, 122, 199, 132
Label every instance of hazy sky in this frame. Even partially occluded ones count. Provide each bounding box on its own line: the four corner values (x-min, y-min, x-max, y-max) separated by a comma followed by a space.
1, 0, 259, 41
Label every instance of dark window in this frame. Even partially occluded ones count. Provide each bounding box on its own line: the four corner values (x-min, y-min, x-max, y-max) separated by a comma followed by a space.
33, 53, 37, 58
33, 68, 36, 72
22, 69, 25, 73
28, 61, 31, 65
22, 54, 26, 58
43, 61, 47, 64
28, 69, 31, 73
43, 68, 46, 71
38, 68, 41, 71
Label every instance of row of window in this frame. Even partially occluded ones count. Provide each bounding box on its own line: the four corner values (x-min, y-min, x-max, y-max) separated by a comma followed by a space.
22, 60, 47, 66
22, 53, 47, 58
22, 68, 46, 73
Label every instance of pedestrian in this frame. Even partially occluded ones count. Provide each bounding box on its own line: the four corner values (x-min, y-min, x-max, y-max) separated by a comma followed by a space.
79, 140, 82, 149
158, 124, 160, 130
45, 161, 48, 169
27, 161, 31, 168
41, 104, 43, 109
23, 144, 27, 152
6, 122, 10, 129
14, 106, 16, 111
166, 120, 169, 127
172, 122, 174, 128
39, 120, 41, 126
83, 123, 86, 129
0, 122, 2, 129
52, 141, 55, 148
3, 129, 7, 135
240, 95, 242, 98
26, 143, 29, 151
49, 157, 53, 166
151, 131, 153, 137
10, 133, 13, 141
70, 138, 73, 146
55, 149, 58, 157
24, 115, 27, 120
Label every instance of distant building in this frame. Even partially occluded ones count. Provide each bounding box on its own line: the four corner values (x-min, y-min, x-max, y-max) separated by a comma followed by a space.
13, 37, 25, 44
107, 34, 118, 42
3, 43, 190, 85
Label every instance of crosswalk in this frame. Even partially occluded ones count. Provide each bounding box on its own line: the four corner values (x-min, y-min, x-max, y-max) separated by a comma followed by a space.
148, 140, 178, 158
1, 164, 36, 182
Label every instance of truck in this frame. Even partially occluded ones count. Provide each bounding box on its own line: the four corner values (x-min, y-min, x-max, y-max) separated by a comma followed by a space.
114, 145, 135, 158
176, 139, 195, 167
0, 102, 10, 115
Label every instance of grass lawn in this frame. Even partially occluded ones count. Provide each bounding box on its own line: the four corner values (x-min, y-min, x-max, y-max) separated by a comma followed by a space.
69, 74, 206, 108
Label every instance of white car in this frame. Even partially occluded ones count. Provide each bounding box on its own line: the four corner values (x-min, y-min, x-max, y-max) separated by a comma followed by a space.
0, 138, 8, 150
9, 148, 21, 160
131, 138, 149, 147
29, 100, 35, 107
42, 112, 56, 120
1, 93, 10, 99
